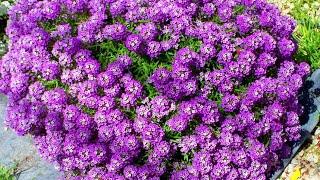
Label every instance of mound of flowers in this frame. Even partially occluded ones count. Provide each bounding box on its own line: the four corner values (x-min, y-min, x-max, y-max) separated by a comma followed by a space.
0, 0, 311, 179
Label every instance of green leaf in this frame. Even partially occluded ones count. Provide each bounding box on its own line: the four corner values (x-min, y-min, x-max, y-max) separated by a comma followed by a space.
81, 106, 96, 116
0, 165, 14, 180
233, 5, 245, 15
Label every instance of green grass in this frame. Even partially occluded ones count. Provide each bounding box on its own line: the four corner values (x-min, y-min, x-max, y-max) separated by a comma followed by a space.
88, 34, 204, 99
41, 79, 68, 91
0, 166, 14, 180
290, 0, 320, 69
88, 39, 165, 98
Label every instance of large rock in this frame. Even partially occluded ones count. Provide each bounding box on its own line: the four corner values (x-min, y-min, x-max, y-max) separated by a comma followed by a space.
0, 95, 62, 180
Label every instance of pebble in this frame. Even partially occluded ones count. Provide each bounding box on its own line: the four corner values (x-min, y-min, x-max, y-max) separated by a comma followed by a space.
280, 127, 320, 179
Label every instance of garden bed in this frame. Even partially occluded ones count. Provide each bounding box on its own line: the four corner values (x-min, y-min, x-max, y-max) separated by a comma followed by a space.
0, 0, 319, 179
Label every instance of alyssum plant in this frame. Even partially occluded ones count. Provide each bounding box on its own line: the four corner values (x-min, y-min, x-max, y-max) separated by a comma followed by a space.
0, 0, 311, 179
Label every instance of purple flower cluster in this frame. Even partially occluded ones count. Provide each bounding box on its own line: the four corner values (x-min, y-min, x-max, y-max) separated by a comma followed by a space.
0, 0, 311, 179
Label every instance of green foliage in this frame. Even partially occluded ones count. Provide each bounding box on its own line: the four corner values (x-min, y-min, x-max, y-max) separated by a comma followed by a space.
41, 21, 57, 32
121, 107, 136, 120
89, 39, 129, 69
204, 56, 223, 72
290, 0, 320, 69
179, 36, 202, 52
89, 38, 175, 98
266, 66, 278, 78
208, 90, 222, 105
182, 151, 194, 165
40, 11, 90, 35
0, 2, 10, 57
0, 1, 15, 18
212, 126, 221, 136
293, 20, 320, 69
259, 133, 271, 147
81, 105, 96, 116
42, 79, 60, 90
252, 102, 266, 121
234, 85, 248, 95
114, 17, 149, 32
234, 5, 246, 15
134, 149, 150, 165
0, 166, 14, 180
164, 124, 182, 141
42, 79, 68, 91
212, 15, 222, 25
185, 118, 201, 135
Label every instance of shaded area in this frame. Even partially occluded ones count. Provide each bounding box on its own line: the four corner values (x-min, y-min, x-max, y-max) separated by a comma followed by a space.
271, 70, 320, 179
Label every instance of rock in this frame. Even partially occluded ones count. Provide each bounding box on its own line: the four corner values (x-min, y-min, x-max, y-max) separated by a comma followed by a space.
287, 164, 294, 172
0, 95, 62, 180
291, 158, 299, 165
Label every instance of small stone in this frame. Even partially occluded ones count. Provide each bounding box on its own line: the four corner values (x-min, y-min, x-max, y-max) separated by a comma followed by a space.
310, 176, 320, 180
301, 168, 307, 175
307, 154, 319, 163
291, 158, 299, 165
287, 164, 295, 172
309, 169, 316, 176
300, 160, 307, 166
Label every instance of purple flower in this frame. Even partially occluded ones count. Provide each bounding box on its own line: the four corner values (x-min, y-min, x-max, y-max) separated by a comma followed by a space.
218, 4, 232, 22
125, 34, 144, 53
41, 61, 60, 80
146, 41, 162, 58
166, 114, 190, 132
98, 71, 116, 88
278, 38, 296, 57
102, 23, 128, 41
236, 14, 253, 33
1, 0, 311, 178
178, 135, 198, 153
192, 152, 213, 175
221, 93, 240, 112
136, 22, 158, 41
202, 3, 216, 17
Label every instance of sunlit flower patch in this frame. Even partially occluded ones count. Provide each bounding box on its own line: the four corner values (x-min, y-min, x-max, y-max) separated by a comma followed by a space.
0, 0, 311, 179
